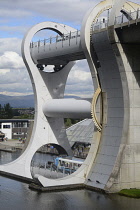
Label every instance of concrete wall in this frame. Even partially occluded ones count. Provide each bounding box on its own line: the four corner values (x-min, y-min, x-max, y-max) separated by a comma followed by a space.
31, 35, 85, 65
85, 20, 140, 192
84, 29, 125, 190
110, 22, 140, 191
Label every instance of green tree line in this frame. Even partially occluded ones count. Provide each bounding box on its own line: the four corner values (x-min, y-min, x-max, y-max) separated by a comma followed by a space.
0, 103, 13, 119
0, 103, 81, 125
64, 118, 81, 128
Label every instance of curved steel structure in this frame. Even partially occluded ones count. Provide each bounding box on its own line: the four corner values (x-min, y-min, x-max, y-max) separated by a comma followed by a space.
0, 0, 140, 193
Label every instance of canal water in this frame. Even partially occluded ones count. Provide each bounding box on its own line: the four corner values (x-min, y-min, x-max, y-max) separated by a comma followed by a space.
0, 151, 140, 210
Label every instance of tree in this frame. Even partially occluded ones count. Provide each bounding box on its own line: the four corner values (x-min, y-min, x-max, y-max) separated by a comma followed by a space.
65, 118, 72, 127
0, 104, 5, 118
0, 103, 13, 119
4, 103, 13, 119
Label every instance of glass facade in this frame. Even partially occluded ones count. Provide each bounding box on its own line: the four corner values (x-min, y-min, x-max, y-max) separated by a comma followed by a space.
12, 122, 28, 128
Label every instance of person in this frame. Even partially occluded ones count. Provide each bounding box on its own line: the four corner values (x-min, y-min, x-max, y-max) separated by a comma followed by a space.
50, 145, 54, 153
79, 148, 82, 156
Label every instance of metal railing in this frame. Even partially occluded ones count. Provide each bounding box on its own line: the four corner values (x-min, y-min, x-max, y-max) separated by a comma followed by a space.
93, 9, 140, 31
31, 161, 74, 179
30, 30, 80, 49
31, 9, 140, 49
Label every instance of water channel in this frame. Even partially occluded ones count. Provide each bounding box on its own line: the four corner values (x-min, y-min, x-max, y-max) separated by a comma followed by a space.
0, 150, 140, 210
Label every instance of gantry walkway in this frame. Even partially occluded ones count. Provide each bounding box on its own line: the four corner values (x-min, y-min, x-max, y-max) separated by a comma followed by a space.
30, 9, 140, 68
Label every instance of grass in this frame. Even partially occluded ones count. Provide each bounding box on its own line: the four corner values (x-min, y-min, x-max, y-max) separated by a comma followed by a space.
119, 189, 140, 198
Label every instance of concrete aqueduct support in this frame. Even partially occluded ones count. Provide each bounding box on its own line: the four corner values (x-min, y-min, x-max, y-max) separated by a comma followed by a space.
0, 22, 95, 187
0, 23, 77, 179
81, 0, 140, 192
0, 0, 140, 193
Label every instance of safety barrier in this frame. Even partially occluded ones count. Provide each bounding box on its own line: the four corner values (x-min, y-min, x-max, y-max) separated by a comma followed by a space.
30, 9, 140, 50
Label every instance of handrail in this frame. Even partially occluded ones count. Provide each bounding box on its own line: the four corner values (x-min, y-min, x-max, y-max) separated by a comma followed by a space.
30, 30, 80, 48
30, 9, 140, 49
93, 9, 140, 31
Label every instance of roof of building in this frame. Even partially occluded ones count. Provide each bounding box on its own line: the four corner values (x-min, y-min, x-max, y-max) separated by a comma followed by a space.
66, 119, 94, 147
0, 119, 34, 123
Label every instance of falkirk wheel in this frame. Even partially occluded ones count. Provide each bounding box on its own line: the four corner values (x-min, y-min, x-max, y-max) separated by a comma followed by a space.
0, 0, 140, 193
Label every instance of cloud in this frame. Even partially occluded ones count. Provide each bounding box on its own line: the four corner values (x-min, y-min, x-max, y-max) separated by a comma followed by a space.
73, 70, 91, 81
0, 51, 33, 96
0, 72, 33, 95
0, 38, 94, 97
1, 0, 139, 32
0, 8, 31, 19
0, 91, 32, 96
0, 0, 98, 32
0, 51, 24, 69
27, 0, 97, 25
0, 26, 29, 37
3, 0, 139, 98
0, 69, 10, 75
65, 60, 94, 98
0, 38, 22, 55
1, 0, 140, 37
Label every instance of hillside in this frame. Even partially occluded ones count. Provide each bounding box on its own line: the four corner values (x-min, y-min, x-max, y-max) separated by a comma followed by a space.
0, 94, 34, 108
0, 94, 82, 108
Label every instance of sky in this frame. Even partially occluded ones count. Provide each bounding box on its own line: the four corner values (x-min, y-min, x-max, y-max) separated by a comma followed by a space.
0, 0, 139, 98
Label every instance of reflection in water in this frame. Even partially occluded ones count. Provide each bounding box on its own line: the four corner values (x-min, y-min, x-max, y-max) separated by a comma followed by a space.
0, 151, 140, 209
0, 150, 21, 165
0, 175, 140, 210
